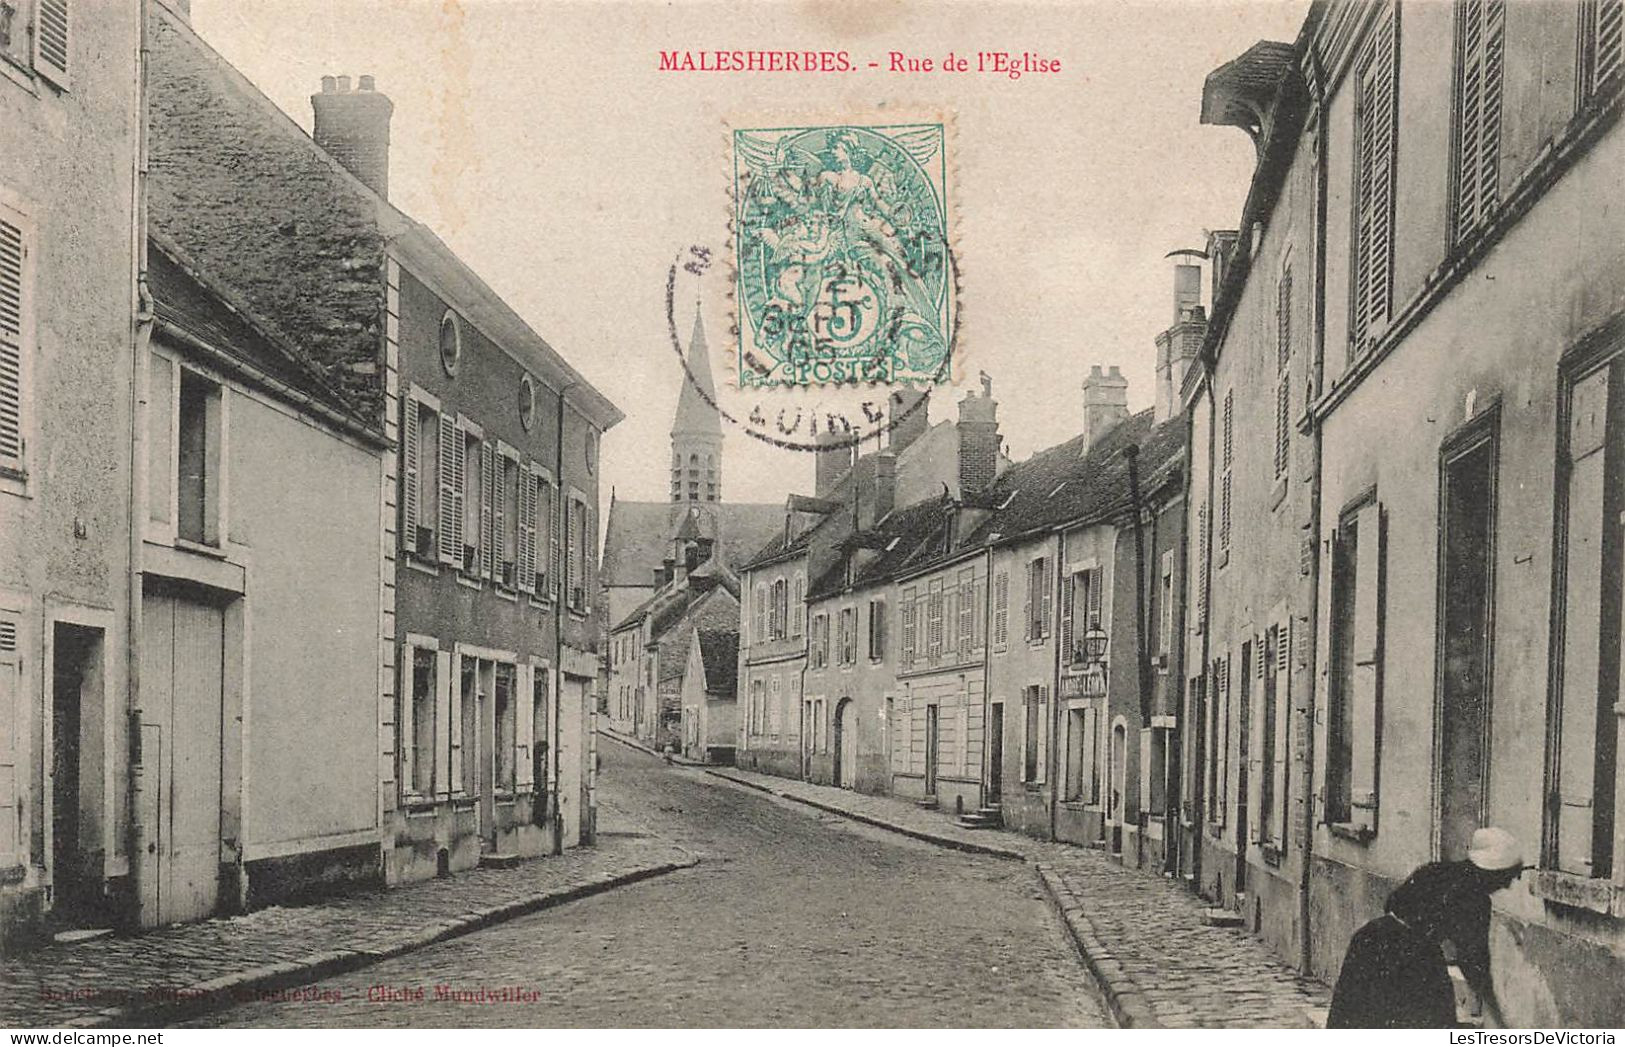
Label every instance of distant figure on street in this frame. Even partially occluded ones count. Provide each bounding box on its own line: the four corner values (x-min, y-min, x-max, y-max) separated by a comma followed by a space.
1328, 827, 1525, 1029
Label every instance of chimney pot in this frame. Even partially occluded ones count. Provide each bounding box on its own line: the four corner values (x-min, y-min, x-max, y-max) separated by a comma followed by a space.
311, 75, 395, 198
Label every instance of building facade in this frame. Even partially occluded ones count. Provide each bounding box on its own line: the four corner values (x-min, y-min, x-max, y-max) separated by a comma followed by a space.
0, 0, 144, 948
1187, 0, 1625, 1025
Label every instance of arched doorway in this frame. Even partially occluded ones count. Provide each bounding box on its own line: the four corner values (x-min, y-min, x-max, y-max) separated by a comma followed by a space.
834, 698, 857, 789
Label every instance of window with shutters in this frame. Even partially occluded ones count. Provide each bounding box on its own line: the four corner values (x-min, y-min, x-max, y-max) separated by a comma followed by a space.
1328, 497, 1385, 834
868, 598, 886, 661
494, 662, 517, 793
1064, 568, 1098, 666
565, 496, 590, 611
1547, 352, 1622, 881
1351, 4, 1400, 355
491, 450, 518, 588
1275, 270, 1293, 479
1024, 685, 1042, 783
401, 390, 441, 562
1025, 557, 1051, 642
993, 570, 1010, 650
839, 606, 856, 665
176, 369, 223, 547
0, 0, 69, 88
1580, 0, 1623, 105
401, 643, 438, 798
900, 587, 917, 669
0, 199, 29, 479
1451, 0, 1506, 244
810, 613, 828, 669
1259, 621, 1292, 851
460, 425, 483, 577
1220, 391, 1234, 557
769, 675, 782, 738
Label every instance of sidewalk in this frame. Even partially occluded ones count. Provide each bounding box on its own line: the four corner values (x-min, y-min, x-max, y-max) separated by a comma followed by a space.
705, 763, 1329, 1029
3, 831, 695, 1029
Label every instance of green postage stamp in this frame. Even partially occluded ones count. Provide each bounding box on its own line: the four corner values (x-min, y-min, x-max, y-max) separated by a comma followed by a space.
730, 118, 955, 391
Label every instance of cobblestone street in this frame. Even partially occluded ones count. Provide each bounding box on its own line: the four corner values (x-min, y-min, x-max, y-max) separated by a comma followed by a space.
187, 742, 1108, 1028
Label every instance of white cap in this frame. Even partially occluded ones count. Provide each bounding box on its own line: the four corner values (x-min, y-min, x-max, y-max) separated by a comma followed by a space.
1467, 827, 1524, 871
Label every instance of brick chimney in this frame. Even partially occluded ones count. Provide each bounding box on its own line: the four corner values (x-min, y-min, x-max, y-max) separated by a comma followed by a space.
957, 373, 1000, 498
1155, 257, 1210, 424
814, 429, 854, 499
887, 387, 930, 454
855, 452, 898, 532
312, 74, 394, 199
1082, 365, 1130, 448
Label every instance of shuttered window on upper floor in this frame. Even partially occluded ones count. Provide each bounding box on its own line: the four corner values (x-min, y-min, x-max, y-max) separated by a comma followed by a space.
1352, 3, 1400, 355
1452, 0, 1506, 245
1275, 270, 1293, 480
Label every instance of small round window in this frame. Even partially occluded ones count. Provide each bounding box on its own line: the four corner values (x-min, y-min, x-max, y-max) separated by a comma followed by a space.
519, 374, 537, 431
438, 311, 462, 376
585, 428, 598, 474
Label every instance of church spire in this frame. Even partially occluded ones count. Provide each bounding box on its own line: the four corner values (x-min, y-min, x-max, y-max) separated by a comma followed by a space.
671, 305, 723, 502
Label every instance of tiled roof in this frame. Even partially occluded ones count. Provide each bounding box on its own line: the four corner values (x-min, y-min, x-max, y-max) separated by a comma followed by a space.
601, 500, 783, 588
147, 237, 378, 436
697, 629, 740, 697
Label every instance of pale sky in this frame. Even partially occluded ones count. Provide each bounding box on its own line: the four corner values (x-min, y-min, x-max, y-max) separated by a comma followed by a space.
190, 0, 1307, 510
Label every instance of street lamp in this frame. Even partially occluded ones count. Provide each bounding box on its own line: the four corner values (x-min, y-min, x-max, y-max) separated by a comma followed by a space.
1081, 625, 1110, 665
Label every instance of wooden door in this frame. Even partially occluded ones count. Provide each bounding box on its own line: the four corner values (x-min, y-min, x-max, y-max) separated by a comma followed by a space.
140, 592, 224, 926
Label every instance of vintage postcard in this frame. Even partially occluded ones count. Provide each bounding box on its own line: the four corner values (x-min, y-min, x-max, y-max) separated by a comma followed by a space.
1, 0, 1622, 1038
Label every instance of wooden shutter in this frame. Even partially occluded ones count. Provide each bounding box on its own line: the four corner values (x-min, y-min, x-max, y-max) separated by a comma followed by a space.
434, 650, 453, 800
479, 442, 496, 578
517, 465, 536, 593
1060, 572, 1075, 665
1351, 502, 1385, 826
901, 587, 916, 667
754, 584, 765, 642
1276, 271, 1293, 478
791, 574, 804, 637
958, 570, 974, 660
993, 571, 1008, 647
548, 482, 561, 597
491, 454, 508, 580
1355, 7, 1399, 348
1592, 0, 1623, 93
1194, 504, 1208, 628
1087, 566, 1104, 630
33, 0, 70, 89
1159, 552, 1174, 654
1454, 0, 1505, 241
516, 663, 534, 789
0, 211, 24, 470
1274, 619, 1292, 846
928, 579, 944, 657
1249, 635, 1269, 844
0, 617, 19, 867
400, 397, 420, 548
1022, 562, 1034, 641
1038, 558, 1053, 639
1036, 685, 1049, 784
436, 414, 459, 564
1217, 652, 1232, 827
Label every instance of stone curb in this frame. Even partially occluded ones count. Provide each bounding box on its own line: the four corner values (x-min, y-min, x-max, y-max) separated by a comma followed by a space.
1033, 863, 1160, 1029
702, 769, 1026, 862
82, 855, 699, 1029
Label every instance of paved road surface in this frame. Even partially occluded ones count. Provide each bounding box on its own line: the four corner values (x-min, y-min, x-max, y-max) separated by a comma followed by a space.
189, 742, 1108, 1028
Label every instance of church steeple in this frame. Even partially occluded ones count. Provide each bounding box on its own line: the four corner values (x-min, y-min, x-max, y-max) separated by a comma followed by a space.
671, 306, 723, 503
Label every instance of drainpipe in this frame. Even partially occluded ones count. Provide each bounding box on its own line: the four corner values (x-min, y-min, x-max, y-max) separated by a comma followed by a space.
1298, 47, 1330, 977
1048, 531, 1062, 841
125, 0, 153, 930
979, 544, 994, 813
552, 381, 578, 857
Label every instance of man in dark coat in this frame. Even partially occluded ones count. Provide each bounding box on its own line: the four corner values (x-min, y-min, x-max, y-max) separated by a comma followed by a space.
1328, 827, 1525, 1029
